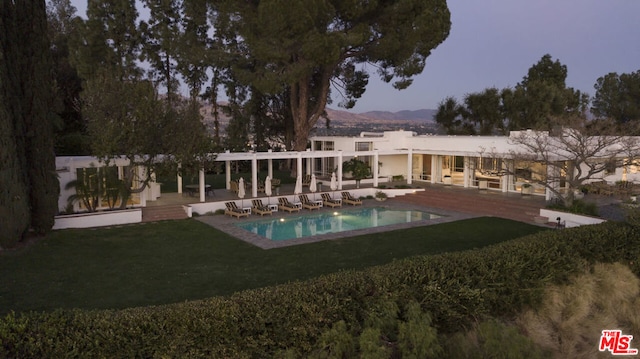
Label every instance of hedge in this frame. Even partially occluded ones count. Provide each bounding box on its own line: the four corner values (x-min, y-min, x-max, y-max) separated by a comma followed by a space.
1, 221, 639, 357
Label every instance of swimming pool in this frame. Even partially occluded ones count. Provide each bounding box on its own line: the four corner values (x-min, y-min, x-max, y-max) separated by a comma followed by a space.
234, 207, 442, 241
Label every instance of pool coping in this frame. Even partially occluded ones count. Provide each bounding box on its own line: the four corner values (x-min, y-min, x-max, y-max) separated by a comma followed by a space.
195, 200, 478, 249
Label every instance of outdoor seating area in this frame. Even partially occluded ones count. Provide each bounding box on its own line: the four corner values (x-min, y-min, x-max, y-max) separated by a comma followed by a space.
342, 191, 363, 206
299, 194, 321, 211
220, 190, 355, 217
278, 197, 301, 213
321, 193, 342, 208
251, 199, 272, 216
184, 184, 213, 197
302, 174, 312, 187
585, 180, 640, 198
224, 202, 250, 218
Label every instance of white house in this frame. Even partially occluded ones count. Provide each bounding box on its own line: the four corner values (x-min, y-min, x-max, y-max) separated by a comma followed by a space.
55, 130, 640, 214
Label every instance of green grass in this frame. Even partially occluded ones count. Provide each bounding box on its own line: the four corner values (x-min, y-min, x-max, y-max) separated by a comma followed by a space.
0, 217, 545, 314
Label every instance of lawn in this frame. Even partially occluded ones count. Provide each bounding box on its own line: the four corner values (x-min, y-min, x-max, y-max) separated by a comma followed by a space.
0, 217, 546, 314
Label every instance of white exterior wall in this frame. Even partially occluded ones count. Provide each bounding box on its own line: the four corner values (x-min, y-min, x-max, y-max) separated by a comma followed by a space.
55, 131, 638, 213
379, 154, 410, 179
314, 132, 520, 158
55, 156, 150, 213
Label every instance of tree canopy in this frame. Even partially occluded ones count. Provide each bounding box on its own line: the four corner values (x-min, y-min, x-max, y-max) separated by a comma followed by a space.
592, 70, 640, 125
221, 0, 451, 150
507, 118, 640, 206
1, 0, 59, 247
435, 54, 589, 135
81, 73, 214, 208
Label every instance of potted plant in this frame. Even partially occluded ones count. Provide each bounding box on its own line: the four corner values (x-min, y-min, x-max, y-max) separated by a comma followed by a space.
375, 191, 388, 201
521, 183, 533, 195
342, 158, 371, 188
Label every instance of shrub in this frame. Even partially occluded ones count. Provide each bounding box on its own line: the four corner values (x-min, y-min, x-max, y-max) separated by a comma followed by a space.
1, 222, 639, 357
443, 319, 549, 359
546, 199, 598, 216
516, 263, 640, 358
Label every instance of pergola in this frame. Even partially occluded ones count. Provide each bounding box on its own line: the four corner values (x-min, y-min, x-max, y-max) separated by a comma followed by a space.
183, 148, 415, 202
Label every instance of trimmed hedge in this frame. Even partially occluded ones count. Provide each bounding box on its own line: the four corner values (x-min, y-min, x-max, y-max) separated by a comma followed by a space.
1, 222, 639, 357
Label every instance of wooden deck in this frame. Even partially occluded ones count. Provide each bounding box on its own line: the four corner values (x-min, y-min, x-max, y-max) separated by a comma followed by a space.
392, 184, 547, 225
145, 183, 550, 224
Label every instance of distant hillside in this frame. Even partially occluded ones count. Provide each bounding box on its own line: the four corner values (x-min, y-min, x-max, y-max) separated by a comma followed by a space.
325, 108, 436, 123
361, 109, 437, 122
198, 102, 438, 136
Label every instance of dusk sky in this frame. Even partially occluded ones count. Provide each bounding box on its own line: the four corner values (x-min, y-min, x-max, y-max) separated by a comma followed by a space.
69, 0, 639, 113
349, 0, 640, 112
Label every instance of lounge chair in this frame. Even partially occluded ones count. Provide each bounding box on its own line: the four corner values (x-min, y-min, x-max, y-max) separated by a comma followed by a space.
299, 194, 321, 210
229, 180, 239, 194
278, 197, 301, 213
257, 180, 265, 193
224, 201, 250, 218
342, 191, 363, 206
252, 199, 272, 216
302, 174, 312, 187
321, 193, 342, 208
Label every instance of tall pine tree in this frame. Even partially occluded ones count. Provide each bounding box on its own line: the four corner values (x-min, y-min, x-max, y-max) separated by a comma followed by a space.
0, 0, 58, 247
0, 0, 31, 247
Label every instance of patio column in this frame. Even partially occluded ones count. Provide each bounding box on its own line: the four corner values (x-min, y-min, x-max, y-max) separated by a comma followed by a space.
177, 162, 182, 194
463, 157, 470, 188
338, 150, 343, 190
431, 155, 437, 184
502, 160, 510, 192
373, 150, 379, 187
406, 149, 413, 185
267, 150, 273, 179
251, 154, 258, 197
225, 160, 231, 190
199, 168, 205, 203
305, 149, 312, 175
546, 164, 558, 201
297, 152, 303, 181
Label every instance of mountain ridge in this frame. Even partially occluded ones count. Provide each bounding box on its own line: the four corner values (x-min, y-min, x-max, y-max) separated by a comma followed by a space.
199, 103, 437, 124
325, 107, 436, 123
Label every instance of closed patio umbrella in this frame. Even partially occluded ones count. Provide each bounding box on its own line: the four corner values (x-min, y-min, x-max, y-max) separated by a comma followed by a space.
310, 174, 317, 200
330, 172, 337, 198
294, 175, 303, 195
238, 177, 246, 208
264, 176, 272, 204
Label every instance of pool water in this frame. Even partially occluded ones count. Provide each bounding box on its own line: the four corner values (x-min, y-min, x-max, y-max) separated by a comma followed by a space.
234, 207, 442, 241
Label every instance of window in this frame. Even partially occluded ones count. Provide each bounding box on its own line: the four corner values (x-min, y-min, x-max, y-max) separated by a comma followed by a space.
355, 142, 372, 151
314, 141, 334, 151
604, 160, 617, 176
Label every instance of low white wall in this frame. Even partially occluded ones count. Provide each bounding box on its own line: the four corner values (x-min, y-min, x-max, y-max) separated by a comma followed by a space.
183, 205, 193, 218
53, 209, 142, 230
539, 209, 606, 228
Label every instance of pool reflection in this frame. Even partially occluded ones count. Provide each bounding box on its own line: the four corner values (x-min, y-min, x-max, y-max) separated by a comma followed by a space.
236, 207, 441, 241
